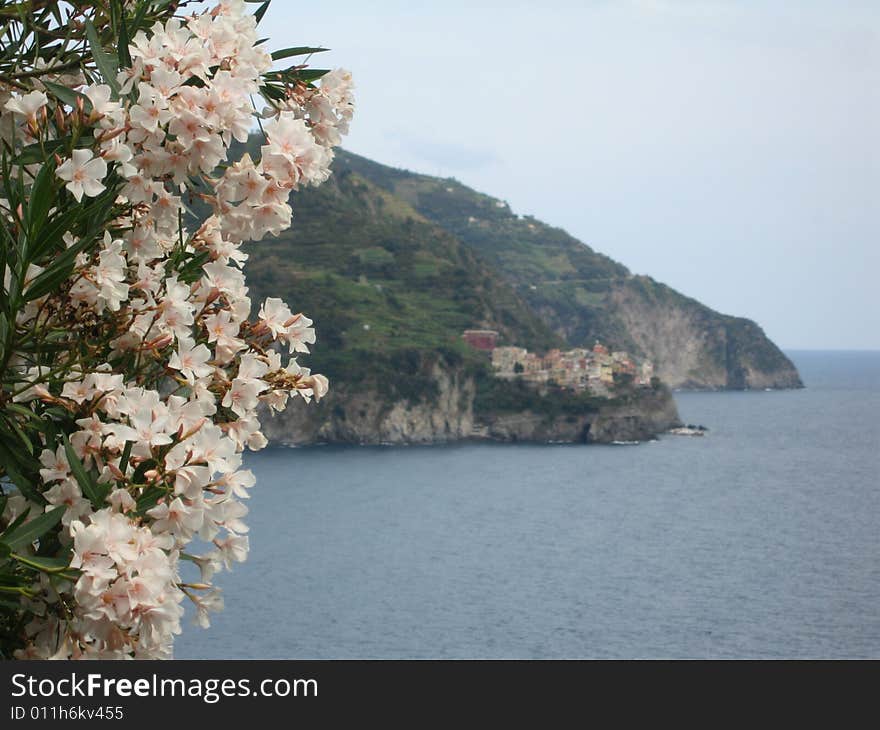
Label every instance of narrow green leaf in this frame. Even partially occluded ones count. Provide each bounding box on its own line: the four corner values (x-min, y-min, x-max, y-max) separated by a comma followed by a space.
22, 261, 73, 302
4, 404, 40, 422
84, 19, 120, 95
43, 81, 92, 113
25, 157, 56, 243
260, 83, 285, 101
253, 1, 271, 24
0, 508, 29, 540
270, 46, 328, 61
0, 313, 7, 362
13, 135, 96, 166
0, 506, 65, 552
131, 0, 173, 32
117, 6, 132, 69
24, 232, 96, 301
0, 441, 41, 504
132, 458, 157, 485
11, 552, 74, 574
63, 435, 104, 507
135, 486, 166, 516
28, 205, 80, 263
293, 69, 331, 83
7, 418, 34, 461
118, 440, 133, 474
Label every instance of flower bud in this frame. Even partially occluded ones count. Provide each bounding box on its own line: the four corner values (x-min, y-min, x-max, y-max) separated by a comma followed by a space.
54, 106, 67, 135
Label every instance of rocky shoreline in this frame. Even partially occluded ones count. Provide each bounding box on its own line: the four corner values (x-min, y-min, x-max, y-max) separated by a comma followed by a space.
261, 366, 683, 447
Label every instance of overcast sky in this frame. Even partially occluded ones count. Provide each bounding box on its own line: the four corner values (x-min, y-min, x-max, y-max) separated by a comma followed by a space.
256, 0, 878, 350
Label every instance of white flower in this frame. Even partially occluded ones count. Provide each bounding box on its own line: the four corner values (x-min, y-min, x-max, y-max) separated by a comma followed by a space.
213, 534, 249, 569
107, 405, 173, 448
221, 377, 265, 417
169, 339, 214, 381
192, 588, 224, 629
258, 297, 293, 338
283, 313, 316, 354
91, 236, 130, 313
262, 114, 331, 187
39, 446, 71, 484
56, 149, 108, 202
4, 90, 48, 120
147, 497, 204, 541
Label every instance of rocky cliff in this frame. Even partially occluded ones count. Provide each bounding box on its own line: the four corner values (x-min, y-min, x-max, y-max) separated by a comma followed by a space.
260, 362, 682, 446
610, 277, 803, 390
478, 387, 681, 444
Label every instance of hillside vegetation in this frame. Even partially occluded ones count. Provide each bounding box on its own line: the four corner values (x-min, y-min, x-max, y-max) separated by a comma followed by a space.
332, 150, 802, 390
240, 143, 800, 394
241, 151, 563, 405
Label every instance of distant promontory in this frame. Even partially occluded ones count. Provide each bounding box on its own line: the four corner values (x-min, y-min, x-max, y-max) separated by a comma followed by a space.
241, 144, 800, 446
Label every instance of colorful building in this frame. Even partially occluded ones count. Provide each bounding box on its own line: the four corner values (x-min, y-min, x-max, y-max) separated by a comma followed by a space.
488, 337, 654, 394
462, 329, 499, 351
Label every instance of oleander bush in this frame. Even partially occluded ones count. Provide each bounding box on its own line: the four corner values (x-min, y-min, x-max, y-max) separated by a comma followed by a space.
0, 0, 353, 658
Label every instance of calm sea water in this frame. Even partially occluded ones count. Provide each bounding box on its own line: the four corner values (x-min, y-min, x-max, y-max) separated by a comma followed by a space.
177, 351, 880, 659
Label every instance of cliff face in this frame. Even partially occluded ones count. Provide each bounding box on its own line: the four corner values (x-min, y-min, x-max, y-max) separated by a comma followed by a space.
261, 363, 476, 446
481, 387, 681, 444
261, 364, 681, 446
610, 278, 803, 390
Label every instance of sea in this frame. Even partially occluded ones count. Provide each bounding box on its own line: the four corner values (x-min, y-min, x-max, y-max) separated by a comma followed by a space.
176, 351, 880, 659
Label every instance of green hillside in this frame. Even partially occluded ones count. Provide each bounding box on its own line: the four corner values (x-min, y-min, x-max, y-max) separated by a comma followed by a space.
239, 143, 800, 392
332, 150, 802, 389
241, 157, 563, 400
335, 151, 635, 347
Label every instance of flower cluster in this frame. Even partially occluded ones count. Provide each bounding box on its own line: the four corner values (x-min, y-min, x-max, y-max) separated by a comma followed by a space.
0, 0, 351, 658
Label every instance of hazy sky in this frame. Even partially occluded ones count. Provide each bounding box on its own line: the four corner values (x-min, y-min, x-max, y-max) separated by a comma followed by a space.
255, 0, 878, 350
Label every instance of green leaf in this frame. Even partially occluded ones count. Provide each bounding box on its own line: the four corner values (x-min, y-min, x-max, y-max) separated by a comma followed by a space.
13, 135, 96, 166
118, 441, 133, 474
260, 83, 285, 101
132, 458, 157, 485
270, 46, 328, 61
42, 81, 93, 113
135, 486, 166, 516
0, 312, 7, 363
0, 508, 29, 541
118, 9, 132, 69
4, 404, 39, 423
24, 231, 96, 301
11, 552, 74, 574
85, 19, 121, 95
0, 506, 65, 552
25, 157, 56, 243
0, 440, 42, 504
63, 436, 106, 507
27, 205, 80, 264
131, 0, 174, 32
294, 69, 331, 83
253, 1, 271, 24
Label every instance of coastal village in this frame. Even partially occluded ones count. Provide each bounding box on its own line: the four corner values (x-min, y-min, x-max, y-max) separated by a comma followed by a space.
462, 330, 655, 396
